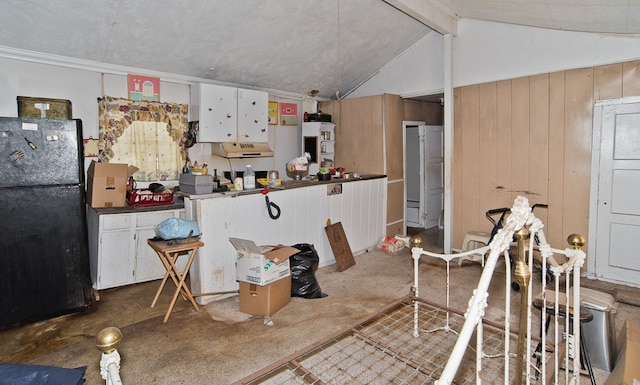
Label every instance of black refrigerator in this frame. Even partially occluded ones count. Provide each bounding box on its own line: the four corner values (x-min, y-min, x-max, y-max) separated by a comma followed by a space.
0, 117, 92, 328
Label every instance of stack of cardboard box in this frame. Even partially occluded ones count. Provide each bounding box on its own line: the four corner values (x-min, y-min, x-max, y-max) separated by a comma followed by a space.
230, 238, 299, 316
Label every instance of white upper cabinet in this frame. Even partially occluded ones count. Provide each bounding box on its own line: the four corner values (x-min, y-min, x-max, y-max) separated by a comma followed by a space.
191, 83, 268, 143
237, 88, 268, 142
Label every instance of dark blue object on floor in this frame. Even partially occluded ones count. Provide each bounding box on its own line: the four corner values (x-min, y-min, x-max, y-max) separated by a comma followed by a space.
0, 364, 86, 385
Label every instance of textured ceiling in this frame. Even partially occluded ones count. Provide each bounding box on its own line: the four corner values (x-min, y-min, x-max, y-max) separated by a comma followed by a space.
442, 0, 640, 35
0, 0, 432, 99
1, 0, 639, 100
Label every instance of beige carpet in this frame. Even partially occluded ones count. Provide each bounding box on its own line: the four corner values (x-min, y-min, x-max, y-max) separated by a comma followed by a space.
15, 245, 640, 384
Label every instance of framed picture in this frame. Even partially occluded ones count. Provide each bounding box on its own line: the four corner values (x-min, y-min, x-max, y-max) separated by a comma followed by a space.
280, 102, 298, 126
83, 137, 99, 157
268, 101, 279, 125
128, 74, 160, 102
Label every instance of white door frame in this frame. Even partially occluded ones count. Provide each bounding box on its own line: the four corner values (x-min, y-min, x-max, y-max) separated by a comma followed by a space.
587, 95, 640, 285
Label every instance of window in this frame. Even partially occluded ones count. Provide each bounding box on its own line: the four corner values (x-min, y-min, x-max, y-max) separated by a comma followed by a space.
98, 96, 189, 182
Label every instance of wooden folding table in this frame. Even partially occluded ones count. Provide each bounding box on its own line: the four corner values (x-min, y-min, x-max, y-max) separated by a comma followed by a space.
147, 238, 204, 322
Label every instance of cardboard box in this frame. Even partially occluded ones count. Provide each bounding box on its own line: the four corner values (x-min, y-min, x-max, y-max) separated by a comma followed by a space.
230, 238, 299, 286
239, 275, 291, 316
86, 161, 131, 208
605, 319, 640, 385
179, 174, 214, 195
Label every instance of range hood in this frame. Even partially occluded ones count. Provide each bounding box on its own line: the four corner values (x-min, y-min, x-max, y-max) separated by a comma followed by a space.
211, 142, 274, 158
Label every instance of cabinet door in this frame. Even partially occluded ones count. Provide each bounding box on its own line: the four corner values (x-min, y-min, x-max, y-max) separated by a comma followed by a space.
238, 88, 268, 143
133, 210, 186, 283
134, 227, 166, 282
98, 229, 133, 289
199, 84, 238, 142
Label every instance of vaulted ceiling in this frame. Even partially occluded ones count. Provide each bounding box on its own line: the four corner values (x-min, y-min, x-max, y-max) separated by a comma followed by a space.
1, 0, 638, 100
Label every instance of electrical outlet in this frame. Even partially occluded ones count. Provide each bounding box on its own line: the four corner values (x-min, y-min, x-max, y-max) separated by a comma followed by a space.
327, 183, 342, 196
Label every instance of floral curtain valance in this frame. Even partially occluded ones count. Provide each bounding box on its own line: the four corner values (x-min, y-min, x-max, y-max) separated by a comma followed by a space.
97, 96, 189, 163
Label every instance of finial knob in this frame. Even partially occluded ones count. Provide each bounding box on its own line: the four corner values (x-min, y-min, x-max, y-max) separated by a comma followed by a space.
96, 327, 123, 354
567, 233, 585, 249
514, 227, 530, 240
410, 235, 422, 249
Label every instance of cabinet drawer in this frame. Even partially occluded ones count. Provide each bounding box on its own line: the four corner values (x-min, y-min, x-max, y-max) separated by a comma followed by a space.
136, 210, 179, 228
101, 214, 131, 230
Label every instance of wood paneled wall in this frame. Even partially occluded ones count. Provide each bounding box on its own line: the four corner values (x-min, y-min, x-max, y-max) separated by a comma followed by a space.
453, 59, 640, 251
320, 95, 408, 236
404, 99, 444, 124
383, 94, 405, 236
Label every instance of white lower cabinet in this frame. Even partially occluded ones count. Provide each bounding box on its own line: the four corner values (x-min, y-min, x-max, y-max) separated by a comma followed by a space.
87, 208, 185, 290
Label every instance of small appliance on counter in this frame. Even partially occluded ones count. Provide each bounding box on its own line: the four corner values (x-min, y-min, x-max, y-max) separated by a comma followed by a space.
179, 174, 214, 195
306, 112, 332, 122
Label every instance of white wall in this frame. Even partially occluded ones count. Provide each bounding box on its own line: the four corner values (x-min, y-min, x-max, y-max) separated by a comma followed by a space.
453, 19, 640, 88
348, 18, 640, 98
0, 58, 190, 142
0, 56, 301, 184
347, 32, 445, 99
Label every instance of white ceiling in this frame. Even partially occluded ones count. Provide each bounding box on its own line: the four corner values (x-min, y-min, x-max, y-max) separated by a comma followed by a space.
1, 0, 639, 100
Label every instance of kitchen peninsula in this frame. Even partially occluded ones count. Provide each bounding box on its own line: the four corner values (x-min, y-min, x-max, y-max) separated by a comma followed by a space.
183, 175, 387, 305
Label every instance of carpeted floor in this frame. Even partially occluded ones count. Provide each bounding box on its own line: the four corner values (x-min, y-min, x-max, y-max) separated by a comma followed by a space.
1, 227, 639, 384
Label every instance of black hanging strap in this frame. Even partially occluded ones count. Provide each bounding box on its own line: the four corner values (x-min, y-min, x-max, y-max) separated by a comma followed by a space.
261, 188, 281, 220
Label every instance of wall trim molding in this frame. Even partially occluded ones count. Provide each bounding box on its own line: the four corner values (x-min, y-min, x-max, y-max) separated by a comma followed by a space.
0, 45, 305, 100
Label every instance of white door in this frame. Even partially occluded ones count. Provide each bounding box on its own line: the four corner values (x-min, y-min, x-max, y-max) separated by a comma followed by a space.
423, 125, 444, 229
405, 124, 425, 227
404, 123, 443, 229
589, 97, 640, 287
98, 229, 133, 289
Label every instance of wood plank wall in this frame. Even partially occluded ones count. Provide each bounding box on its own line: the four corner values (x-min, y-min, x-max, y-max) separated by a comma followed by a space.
453, 59, 640, 252
384, 94, 405, 236
404, 99, 444, 124
320, 95, 441, 237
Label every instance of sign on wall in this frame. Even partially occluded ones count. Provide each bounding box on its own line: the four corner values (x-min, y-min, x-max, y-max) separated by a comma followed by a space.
128, 74, 160, 102
279, 102, 297, 126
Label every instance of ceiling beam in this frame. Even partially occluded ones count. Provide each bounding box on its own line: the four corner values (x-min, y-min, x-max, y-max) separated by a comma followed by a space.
384, 0, 458, 36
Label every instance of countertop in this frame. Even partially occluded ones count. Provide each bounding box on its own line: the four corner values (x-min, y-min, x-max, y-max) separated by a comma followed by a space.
88, 174, 386, 214
181, 174, 387, 200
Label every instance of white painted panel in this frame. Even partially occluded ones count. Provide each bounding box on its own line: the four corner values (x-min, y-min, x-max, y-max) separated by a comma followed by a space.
188, 197, 238, 302
609, 223, 640, 271
187, 178, 386, 304
611, 170, 640, 215
614, 114, 640, 159
101, 214, 131, 231
98, 230, 132, 289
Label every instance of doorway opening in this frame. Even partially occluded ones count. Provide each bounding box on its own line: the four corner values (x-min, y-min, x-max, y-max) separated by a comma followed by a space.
404, 121, 444, 245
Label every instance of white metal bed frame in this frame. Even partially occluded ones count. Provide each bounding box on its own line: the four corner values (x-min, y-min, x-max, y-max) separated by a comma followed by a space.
228, 196, 586, 384
230, 196, 587, 384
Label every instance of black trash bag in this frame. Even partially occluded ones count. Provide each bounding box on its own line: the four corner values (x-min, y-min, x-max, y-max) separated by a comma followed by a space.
0, 364, 86, 385
290, 243, 327, 299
